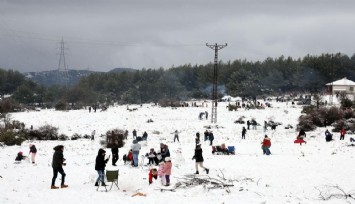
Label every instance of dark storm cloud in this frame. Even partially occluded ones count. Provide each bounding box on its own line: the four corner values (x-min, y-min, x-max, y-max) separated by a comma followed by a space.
0, 0, 355, 72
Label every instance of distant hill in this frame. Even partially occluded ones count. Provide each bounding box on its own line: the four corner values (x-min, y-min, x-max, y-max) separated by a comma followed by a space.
108, 67, 137, 73
24, 69, 98, 87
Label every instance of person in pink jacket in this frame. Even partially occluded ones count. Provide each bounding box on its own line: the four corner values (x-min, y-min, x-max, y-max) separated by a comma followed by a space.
163, 157, 172, 186
158, 161, 166, 185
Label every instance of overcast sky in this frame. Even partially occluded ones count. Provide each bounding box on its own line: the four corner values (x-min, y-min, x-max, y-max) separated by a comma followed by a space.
0, 0, 355, 72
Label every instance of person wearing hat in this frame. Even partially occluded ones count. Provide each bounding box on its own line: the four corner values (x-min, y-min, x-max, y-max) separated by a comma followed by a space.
95, 148, 110, 186
15, 151, 27, 162
29, 144, 37, 164
51, 145, 68, 189
192, 144, 209, 174
163, 157, 172, 186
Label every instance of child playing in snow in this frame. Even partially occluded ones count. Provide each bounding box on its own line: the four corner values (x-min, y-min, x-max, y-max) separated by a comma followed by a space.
15, 151, 27, 162
163, 157, 172, 186
148, 168, 158, 184
158, 161, 166, 185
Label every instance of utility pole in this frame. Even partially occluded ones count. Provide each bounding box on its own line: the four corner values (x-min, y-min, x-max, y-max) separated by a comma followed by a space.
57, 38, 69, 86
206, 43, 227, 123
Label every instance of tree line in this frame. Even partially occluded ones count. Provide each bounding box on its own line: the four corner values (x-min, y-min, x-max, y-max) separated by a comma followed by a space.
1, 52, 355, 109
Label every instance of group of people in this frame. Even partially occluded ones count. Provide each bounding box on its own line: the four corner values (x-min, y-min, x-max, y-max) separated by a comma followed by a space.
203, 130, 214, 146
14, 144, 37, 164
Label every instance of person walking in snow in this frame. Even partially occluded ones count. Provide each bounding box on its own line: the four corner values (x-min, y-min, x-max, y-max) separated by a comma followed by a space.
95, 148, 110, 186
247, 120, 251, 130
340, 127, 346, 140
195, 132, 200, 145
91, 130, 96, 141
192, 144, 209, 174
163, 157, 172, 186
261, 135, 271, 155
51, 145, 68, 189
131, 140, 141, 167
29, 144, 37, 164
242, 127, 247, 139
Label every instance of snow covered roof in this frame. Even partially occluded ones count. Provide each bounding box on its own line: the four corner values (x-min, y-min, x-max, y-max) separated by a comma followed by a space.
326, 77, 355, 86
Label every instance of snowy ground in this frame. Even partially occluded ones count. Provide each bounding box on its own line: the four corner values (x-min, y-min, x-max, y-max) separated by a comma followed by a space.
1, 101, 355, 204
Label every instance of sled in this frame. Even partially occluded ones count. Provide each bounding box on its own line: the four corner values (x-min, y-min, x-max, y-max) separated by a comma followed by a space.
294, 139, 306, 144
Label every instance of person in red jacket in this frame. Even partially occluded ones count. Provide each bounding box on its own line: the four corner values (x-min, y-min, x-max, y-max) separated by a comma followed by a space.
340, 127, 346, 140
261, 135, 271, 155
148, 168, 158, 184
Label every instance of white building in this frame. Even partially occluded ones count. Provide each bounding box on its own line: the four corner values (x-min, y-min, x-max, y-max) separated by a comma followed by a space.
326, 77, 355, 95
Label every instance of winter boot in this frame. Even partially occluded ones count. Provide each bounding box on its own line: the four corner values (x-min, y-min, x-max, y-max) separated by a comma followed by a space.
61, 184, 68, 188
205, 168, 209, 174
195, 171, 199, 174
101, 182, 107, 186
51, 185, 59, 189
94, 182, 99, 186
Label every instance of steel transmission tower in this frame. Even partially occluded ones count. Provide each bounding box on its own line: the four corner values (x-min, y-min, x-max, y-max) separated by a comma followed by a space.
57, 38, 69, 85
206, 43, 227, 123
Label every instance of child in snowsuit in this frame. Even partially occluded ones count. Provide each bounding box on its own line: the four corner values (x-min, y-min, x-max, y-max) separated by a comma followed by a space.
148, 168, 158, 184
340, 127, 346, 140
261, 135, 271, 155
158, 161, 166, 185
163, 157, 172, 186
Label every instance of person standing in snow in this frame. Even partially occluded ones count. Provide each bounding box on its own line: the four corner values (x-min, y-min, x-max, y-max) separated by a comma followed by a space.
29, 144, 37, 164
195, 132, 200, 145
111, 141, 119, 166
91, 130, 96, 141
159, 144, 170, 162
173, 130, 180, 143
204, 130, 209, 141
163, 157, 172, 186
242, 127, 247, 139
261, 135, 271, 155
158, 161, 166, 185
247, 120, 251, 130
131, 140, 141, 167
340, 127, 346, 140
51, 145, 68, 189
209, 131, 214, 146
132, 129, 137, 140
192, 144, 209, 174
95, 148, 110, 186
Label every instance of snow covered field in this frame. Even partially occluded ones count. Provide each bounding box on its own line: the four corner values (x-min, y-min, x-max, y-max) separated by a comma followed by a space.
1, 101, 355, 204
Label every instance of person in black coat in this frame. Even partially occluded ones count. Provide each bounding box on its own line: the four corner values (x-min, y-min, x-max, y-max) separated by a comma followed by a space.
95, 149, 110, 186
159, 144, 170, 162
15, 151, 26, 162
209, 132, 214, 146
51, 145, 68, 189
242, 127, 247, 139
111, 141, 119, 166
192, 144, 209, 174
204, 130, 209, 141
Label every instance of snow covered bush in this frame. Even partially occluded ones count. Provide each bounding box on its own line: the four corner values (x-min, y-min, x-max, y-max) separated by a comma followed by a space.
55, 101, 67, 111
37, 125, 59, 140
297, 115, 316, 131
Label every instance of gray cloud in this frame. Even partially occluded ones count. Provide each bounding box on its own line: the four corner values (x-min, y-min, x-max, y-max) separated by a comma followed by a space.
0, 0, 354, 72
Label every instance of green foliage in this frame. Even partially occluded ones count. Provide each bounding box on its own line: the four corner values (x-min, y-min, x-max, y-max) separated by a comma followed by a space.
0, 130, 26, 146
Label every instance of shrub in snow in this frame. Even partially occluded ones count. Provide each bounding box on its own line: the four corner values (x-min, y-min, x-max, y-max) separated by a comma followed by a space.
37, 125, 59, 140
340, 97, 353, 109
343, 108, 354, 119
332, 119, 347, 132
0, 129, 25, 145
71, 133, 82, 140
55, 101, 67, 111
297, 115, 316, 131
105, 129, 125, 148
58, 134, 69, 141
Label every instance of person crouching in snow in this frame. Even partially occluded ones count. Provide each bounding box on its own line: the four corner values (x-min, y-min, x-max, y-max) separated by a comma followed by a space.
15, 151, 27, 163
95, 148, 110, 186
261, 135, 271, 155
192, 144, 209, 174
163, 157, 172, 186
148, 168, 158, 185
